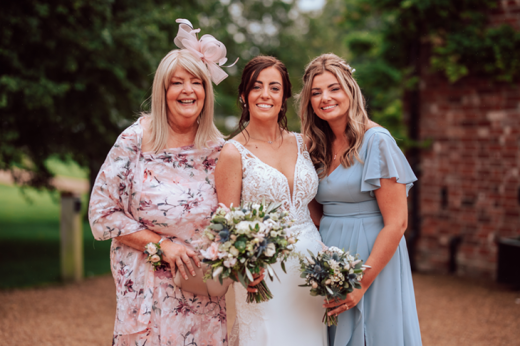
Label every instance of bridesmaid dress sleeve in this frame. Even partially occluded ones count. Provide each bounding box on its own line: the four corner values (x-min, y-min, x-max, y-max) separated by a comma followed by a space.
89, 121, 146, 240
361, 130, 417, 197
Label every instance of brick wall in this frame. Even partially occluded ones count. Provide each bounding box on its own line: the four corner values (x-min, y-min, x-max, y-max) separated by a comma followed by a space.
414, 0, 520, 278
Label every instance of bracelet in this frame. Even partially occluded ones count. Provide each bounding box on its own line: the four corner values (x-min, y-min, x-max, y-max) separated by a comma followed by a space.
144, 242, 164, 271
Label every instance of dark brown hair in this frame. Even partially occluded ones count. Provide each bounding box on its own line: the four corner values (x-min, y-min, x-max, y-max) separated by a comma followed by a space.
231, 56, 292, 139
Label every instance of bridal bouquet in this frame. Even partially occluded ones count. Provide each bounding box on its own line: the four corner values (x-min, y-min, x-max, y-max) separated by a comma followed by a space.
200, 201, 297, 303
299, 246, 369, 326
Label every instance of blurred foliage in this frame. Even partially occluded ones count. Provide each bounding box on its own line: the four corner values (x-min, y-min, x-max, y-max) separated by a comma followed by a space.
1, 0, 518, 190
343, 0, 520, 83
336, 0, 520, 145
0, 0, 340, 189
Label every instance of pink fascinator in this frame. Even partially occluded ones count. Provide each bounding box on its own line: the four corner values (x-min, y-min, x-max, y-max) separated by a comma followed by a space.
174, 18, 238, 85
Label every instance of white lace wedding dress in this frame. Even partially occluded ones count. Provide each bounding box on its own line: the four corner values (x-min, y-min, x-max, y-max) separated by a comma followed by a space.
227, 133, 327, 346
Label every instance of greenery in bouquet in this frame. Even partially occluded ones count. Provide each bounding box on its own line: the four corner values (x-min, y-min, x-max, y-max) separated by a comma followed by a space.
299, 246, 369, 326
200, 201, 297, 303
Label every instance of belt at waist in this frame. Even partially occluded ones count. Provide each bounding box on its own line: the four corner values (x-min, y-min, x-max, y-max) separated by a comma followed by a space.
322, 199, 380, 217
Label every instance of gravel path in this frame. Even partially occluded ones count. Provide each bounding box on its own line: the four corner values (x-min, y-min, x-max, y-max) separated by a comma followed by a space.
0, 273, 518, 346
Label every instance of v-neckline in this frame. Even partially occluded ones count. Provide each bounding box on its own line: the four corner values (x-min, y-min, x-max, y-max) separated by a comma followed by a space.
231, 133, 300, 205
325, 127, 383, 178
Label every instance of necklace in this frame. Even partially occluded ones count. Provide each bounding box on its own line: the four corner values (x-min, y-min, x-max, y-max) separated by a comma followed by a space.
333, 141, 349, 160
249, 132, 282, 144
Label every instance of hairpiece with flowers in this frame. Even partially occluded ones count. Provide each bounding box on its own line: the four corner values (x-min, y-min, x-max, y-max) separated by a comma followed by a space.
174, 18, 238, 85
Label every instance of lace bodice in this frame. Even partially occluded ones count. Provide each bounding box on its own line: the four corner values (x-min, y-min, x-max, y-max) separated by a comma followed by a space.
227, 133, 318, 229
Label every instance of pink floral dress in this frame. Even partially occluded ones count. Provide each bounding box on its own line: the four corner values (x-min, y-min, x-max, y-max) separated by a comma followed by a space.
89, 118, 227, 346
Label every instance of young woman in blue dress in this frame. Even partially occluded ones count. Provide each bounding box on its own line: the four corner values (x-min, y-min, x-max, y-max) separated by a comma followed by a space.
299, 53, 422, 346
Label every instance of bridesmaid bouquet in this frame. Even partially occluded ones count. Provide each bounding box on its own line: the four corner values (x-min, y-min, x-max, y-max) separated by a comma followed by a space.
299, 245, 370, 326
200, 201, 297, 303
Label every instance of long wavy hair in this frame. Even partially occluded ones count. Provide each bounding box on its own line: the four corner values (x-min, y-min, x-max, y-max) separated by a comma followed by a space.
143, 49, 223, 152
230, 56, 292, 140
299, 53, 369, 179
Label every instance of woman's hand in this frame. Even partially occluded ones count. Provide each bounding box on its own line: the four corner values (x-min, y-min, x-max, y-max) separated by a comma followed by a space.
323, 286, 368, 317
161, 241, 201, 280
246, 268, 265, 293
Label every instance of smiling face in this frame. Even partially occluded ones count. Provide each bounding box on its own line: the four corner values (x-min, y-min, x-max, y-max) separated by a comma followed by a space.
245, 66, 284, 123
166, 66, 205, 125
310, 71, 350, 125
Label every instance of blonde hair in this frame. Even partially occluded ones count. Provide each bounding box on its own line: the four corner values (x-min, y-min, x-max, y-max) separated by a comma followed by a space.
298, 53, 369, 179
144, 49, 222, 152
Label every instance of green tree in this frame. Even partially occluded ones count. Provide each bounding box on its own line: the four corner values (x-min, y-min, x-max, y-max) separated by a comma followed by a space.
0, 0, 199, 188
0, 0, 318, 189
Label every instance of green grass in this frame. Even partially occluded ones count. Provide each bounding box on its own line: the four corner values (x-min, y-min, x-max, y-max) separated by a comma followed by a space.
0, 184, 112, 289
45, 156, 89, 179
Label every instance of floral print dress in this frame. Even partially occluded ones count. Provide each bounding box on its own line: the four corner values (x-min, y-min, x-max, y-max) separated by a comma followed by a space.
89, 118, 226, 346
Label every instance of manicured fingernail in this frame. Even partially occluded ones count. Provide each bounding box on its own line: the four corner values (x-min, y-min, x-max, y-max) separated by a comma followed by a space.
197, 263, 201, 268
192, 272, 196, 276
184, 276, 188, 280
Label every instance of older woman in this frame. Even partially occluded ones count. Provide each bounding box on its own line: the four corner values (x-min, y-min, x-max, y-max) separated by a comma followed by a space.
300, 53, 422, 346
89, 20, 233, 346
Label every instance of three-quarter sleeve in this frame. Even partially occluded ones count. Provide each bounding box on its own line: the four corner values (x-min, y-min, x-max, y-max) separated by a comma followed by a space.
89, 123, 145, 240
361, 131, 417, 197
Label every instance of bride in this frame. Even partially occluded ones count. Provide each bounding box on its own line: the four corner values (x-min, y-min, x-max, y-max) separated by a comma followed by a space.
215, 56, 327, 346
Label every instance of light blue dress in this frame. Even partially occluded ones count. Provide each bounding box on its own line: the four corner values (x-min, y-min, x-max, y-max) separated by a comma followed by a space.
316, 127, 422, 346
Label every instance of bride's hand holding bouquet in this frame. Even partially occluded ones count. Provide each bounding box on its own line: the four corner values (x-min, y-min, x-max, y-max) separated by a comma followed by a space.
200, 201, 297, 303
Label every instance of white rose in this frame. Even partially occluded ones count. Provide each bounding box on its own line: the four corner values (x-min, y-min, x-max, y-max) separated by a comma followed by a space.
224, 257, 237, 268
229, 246, 240, 257
146, 243, 157, 255
264, 243, 276, 257
236, 221, 252, 233
225, 213, 234, 223
329, 246, 343, 254
150, 254, 161, 263
233, 210, 245, 219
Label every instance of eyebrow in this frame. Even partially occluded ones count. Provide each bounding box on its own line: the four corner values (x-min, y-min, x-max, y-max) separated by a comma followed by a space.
255, 81, 282, 86
311, 82, 340, 91
171, 76, 201, 80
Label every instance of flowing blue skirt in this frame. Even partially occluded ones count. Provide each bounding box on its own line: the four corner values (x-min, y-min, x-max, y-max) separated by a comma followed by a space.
320, 213, 422, 346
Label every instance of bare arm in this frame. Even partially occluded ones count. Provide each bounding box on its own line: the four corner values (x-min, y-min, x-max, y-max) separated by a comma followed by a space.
308, 198, 323, 227
325, 177, 408, 314
215, 143, 243, 208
